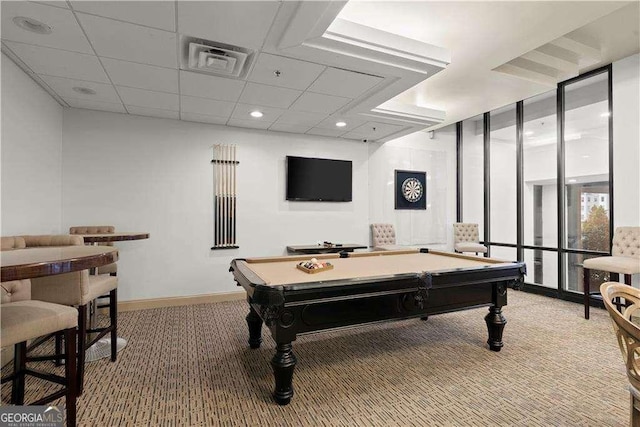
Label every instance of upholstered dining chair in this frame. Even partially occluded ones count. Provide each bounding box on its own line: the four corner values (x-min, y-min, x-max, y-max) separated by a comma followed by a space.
600, 282, 640, 427
371, 223, 402, 251
584, 227, 640, 319
1, 278, 78, 426
453, 223, 487, 255
6, 235, 119, 395
69, 226, 117, 276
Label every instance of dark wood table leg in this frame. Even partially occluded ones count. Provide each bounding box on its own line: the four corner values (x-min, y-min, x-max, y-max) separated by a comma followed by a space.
271, 342, 296, 405
246, 306, 263, 349
485, 306, 507, 352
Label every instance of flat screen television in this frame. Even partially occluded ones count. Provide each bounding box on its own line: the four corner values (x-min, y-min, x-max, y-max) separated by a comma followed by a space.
286, 156, 352, 202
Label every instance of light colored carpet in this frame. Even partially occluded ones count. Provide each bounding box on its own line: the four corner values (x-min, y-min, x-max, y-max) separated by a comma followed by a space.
1, 291, 628, 426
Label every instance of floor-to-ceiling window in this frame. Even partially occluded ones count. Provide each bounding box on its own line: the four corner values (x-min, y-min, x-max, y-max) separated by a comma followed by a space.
456, 65, 612, 301
561, 69, 612, 294
461, 115, 484, 237
523, 91, 558, 289
489, 104, 517, 261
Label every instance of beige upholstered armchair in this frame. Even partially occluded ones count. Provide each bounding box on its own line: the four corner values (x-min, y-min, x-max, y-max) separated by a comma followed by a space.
1, 275, 78, 425
600, 282, 640, 426
453, 223, 487, 255
584, 227, 640, 319
371, 223, 403, 251
70, 225, 117, 276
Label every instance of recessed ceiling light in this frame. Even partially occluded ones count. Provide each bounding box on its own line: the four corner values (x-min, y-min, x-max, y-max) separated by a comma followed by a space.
250, 111, 263, 118
582, 155, 590, 159
600, 112, 611, 117
524, 131, 534, 136
72, 87, 96, 95
568, 179, 577, 183
336, 121, 347, 127
13, 16, 52, 35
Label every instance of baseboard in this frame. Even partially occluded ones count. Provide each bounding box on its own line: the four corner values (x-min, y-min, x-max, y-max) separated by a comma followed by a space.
117, 291, 245, 312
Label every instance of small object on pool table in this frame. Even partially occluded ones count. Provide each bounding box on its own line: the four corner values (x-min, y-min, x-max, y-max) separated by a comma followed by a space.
297, 259, 333, 274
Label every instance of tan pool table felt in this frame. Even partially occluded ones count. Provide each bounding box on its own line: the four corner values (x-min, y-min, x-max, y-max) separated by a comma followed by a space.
239, 250, 508, 286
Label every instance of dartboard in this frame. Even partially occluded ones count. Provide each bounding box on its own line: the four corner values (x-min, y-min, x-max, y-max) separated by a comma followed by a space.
401, 177, 423, 202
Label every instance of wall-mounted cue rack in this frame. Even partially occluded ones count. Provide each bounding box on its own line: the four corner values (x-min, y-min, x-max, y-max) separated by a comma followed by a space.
211, 144, 239, 250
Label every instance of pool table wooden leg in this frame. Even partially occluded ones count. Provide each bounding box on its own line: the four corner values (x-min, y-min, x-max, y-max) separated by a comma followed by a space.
246, 306, 263, 349
484, 306, 507, 352
271, 342, 297, 405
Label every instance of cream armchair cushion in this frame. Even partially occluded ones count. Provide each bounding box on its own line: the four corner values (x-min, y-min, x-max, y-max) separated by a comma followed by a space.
69, 226, 117, 275
1, 279, 77, 347
584, 227, 640, 274
22, 234, 84, 247
453, 223, 487, 254
1, 236, 26, 250
1, 300, 78, 348
15, 234, 118, 306
1, 279, 32, 304
371, 224, 399, 250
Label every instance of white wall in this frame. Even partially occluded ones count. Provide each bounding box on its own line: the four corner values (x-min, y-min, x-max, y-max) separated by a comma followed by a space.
368, 126, 456, 250
613, 53, 640, 227
1, 53, 63, 235
61, 109, 369, 301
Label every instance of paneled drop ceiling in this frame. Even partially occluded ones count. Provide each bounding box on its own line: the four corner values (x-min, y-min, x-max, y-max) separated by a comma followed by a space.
0, 1, 450, 142
2, 1, 638, 140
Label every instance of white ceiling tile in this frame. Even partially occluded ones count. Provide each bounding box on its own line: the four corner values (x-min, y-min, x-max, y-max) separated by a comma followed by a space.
248, 53, 325, 90
227, 118, 271, 130
348, 121, 406, 139
64, 97, 126, 113
238, 83, 301, 109
230, 103, 285, 123
177, 1, 280, 50
269, 123, 313, 134
305, 127, 347, 138
2, 2, 93, 53
40, 75, 120, 103
102, 58, 178, 93
70, 1, 176, 31
308, 68, 383, 98
275, 110, 326, 126
315, 116, 367, 131
290, 92, 350, 115
181, 96, 235, 117
181, 112, 228, 126
127, 106, 179, 120
77, 13, 177, 68
5, 42, 109, 82
117, 86, 179, 111
180, 71, 245, 102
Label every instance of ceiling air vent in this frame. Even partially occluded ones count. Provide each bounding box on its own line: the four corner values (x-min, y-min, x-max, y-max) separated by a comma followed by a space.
181, 36, 253, 79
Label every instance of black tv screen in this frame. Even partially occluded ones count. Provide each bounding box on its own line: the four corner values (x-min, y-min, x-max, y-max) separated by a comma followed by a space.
286, 156, 352, 202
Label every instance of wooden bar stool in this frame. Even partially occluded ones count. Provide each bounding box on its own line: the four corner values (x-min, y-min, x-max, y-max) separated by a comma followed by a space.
1, 279, 78, 426
584, 227, 640, 319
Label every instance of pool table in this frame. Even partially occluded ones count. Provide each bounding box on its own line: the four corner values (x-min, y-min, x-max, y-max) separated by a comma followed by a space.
229, 249, 526, 405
